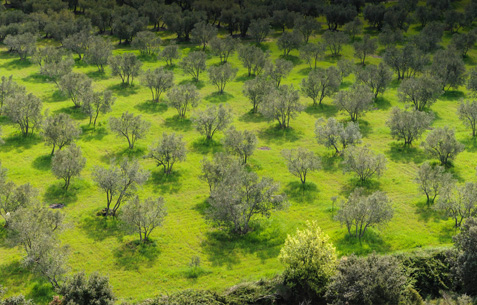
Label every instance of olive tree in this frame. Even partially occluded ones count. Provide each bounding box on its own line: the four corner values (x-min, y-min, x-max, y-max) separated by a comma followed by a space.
63, 30, 91, 60
421, 126, 464, 166
343, 17, 363, 40
208, 63, 237, 94
277, 31, 302, 56
109, 112, 150, 149
121, 195, 167, 243
42, 113, 81, 155
207, 163, 287, 235
436, 182, 477, 227
336, 188, 393, 239
58, 72, 92, 108
4, 33, 36, 60
60, 272, 115, 305
159, 44, 181, 66
242, 76, 274, 113
51, 144, 86, 192
301, 66, 341, 106
81, 90, 115, 128
238, 44, 270, 77
84, 36, 112, 73
383, 44, 428, 80
326, 254, 407, 305
260, 85, 303, 129
200, 153, 243, 192
315, 118, 362, 154
210, 36, 236, 64
453, 217, 477, 295
353, 35, 377, 65
166, 84, 199, 118
193, 104, 233, 141
249, 19, 271, 44
191, 21, 217, 50
431, 48, 466, 91
0, 180, 38, 228
415, 162, 455, 207
334, 84, 374, 122
386, 107, 433, 146
180, 51, 207, 82
92, 158, 149, 216
451, 31, 477, 57
322, 31, 348, 57
4, 90, 42, 137
343, 145, 387, 183
300, 42, 326, 69
146, 132, 186, 175
295, 16, 321, 43
223, 127, 257, 164
109, 53, 142, 86
279, 221, 337, 298
140, 68, 174, 103
458, 100, 477, 137
282, 147, 321, 185
39, 55, 75, 87
0, 75, 17, 114
355, 63, 393, 99
131, 31, 161, 55
265, 58, 293, 87
398, 76, 442, 111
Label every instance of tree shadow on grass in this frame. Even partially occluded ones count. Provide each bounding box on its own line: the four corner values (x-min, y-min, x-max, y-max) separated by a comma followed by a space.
258, 125, 302, 144
357, 119, 372, 137
178, 79, 205, 89
201, 220, 286, 268
27, 280, 56, 305
148, 170, 183, 194
235, 74, 254, 82
113, 240, 160, 271
339, 80, 353, 90
239, 111, 268, 123
22, 73, 50, 84
85, 70, 109, 80
204, 92, 233, 103
0, 134, 42, 152
298, 67, 312, 75
43, 181, 84, 205
81, 126, 108, 142
163, 116, 193, 131
32, 154, 51, 171
440, 90, 465, 101
385, 143, 427, 164
106, 147, 147, 161
1, 58, 33, 70
304, 103, 338, 118
53, 106, 88, 120
460, 137, 477, 152
340, 178, 382, 197
438, 223, 456, 244
279, 54, 302, 65
80, 216, 125, 242
107, 83, 139, 97
415, 200, 446, 223
44, 90, 68, 103
134, 101, 168, 113
374, 96, 391, 110
284, 181, 319, 203
335, 229, 392, 255
321, 153, 342, 172
137, 54, 158, 62
190, 138, 223, 154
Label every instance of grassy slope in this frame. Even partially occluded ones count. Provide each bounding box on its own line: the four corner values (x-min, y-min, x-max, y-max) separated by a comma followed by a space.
0, 13, 475, 304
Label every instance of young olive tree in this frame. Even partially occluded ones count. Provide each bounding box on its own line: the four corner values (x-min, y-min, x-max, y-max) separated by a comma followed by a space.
282, 147, 321, 185
322, 31, 348, 57
208, 63, 237, 94
4, 33, 36, 60
166, 84, 199, 118
63, 30, 91, 60
4, 90, 42, 137
42, 113, 81, 155
398, 76, 441, 111
300, 42, 326, 69
109, 112, 150, 149
436, 182, 477, 227
121, 195, 167, 243
279, 221, 337, 298
458, 100, 477, 137
277, 31, 303, 56
238, 44, 270, 77
193, 104, 233, 141
81, 89, 115, 128
58, 72, 92, 108
131, 31, 161, 55
210, 36, 236, 64
191, 21, 217, 51
260, 85, 303, 129
353, 34, 377, 65
336, 188, 393, 240
415, 162, 455, 207
334, 84, 374, 122
315, 118, 362, 154
223, 127, 257, 164
180, 51, 207, 82
421, 126, 464, 166
51, 143, 86, 192
343, 145, 387, 183
386, 107, 434, 146
140, 68, 174, 103
249, 19, 271, 44
146, 132, 186, 175
84, 36, 113, 72
92, 158, 150, 216
159, 44, 181, 66
431, 48, 466, 91
265, 58, 293, 88
355, 62, 393, 99
200, 153, 244, 192
242, 76, 274, 113
0, 179, 38, 228
39, 55, 75, 87
383, 45, 429, 80
109, 53, 142, 86
0, 75, 18, 114
295, 16, 321, 43
301, 66, 341, 106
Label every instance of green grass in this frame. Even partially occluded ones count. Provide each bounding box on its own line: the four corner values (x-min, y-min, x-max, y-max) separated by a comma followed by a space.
0, 18, 474, 304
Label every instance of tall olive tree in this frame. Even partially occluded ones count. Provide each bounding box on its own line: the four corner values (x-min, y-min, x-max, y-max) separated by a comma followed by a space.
421, 126, 464, 166
58, 72, 92, 108
415, 162, 455, 206
109, 112, 150, 149
355, 63, 393, 99
81, 89, 115, 128
4, 90, 42, 137
223, 127, 257, 164
208, 63, 237, 94
193, 104, 233, 141
282, 147, 322, 185
398, 76, 441, 111
334, 84, 374, 122
386, 107, 433, 146
109, 53, 142, 86
458, 100, 477, 137
51, 144, 86, 192
343, 145, 387, 183
260, 85, 303, 129
42, 113, 81, 155
301, 67, 341, 106
242, 76, 274, 113
140, 68, 174, 103
166, 84, 199, 118
315, 118, 362, 154
180, 51, 207, 82
146, 132, 186, 175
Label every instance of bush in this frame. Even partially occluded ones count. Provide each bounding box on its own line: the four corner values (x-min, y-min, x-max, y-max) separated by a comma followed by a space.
143, 290, 225, 305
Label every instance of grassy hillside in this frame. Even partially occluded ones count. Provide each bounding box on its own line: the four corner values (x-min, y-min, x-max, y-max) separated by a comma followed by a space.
0, 20, 474, 304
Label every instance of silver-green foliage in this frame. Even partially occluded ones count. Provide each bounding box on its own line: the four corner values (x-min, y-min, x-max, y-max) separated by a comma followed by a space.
51, 143, 86, 191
